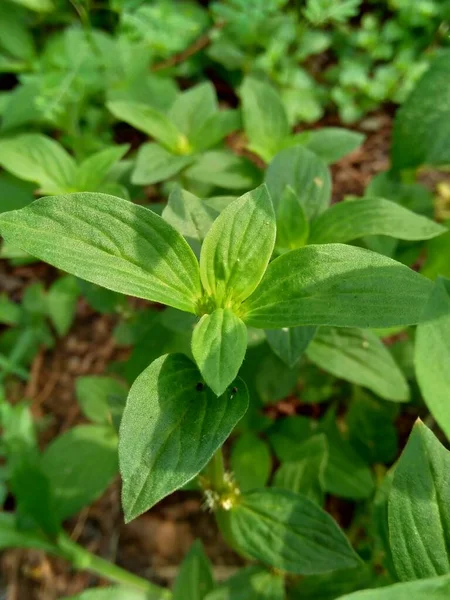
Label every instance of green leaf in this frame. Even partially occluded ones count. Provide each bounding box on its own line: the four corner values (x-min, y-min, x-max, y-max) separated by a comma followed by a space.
64, 588, 153, 600
185, 151, 260, 190
242, 244, 434, 329
199, 185, 276, 308
46, 275, 79, 336
0, 174, 34, 214
228, 488, 361, 575
107, 101, 184, 152
192, 308, 247, 396
336, 576, 450, 600
265, 146, 331, 219
276, 186, 310, 252
173, 540, 214, 600
273, 435, 327, 505
241, 76, 289, 162
76, 145, 129, 192
75, 375, 127, 425
266, 326, 316, 368
162, 187, 214, 258
131, 142, 195, 185
290, 565, 375, 599
0, 134, 76, 194
189, 110, 241, 152
309, 198, 445, 244
301, 127, 364, 164
0, 3, 36, 62
415, 280, 450, 440
0, 513, 58, 553
389, 420, 450, 581
231, 433, 272, 492
41, 425, 118, 521
205, 566, 285, 600
392, 50, 450, 171
119, 354, 248, 521
168, 82, 217, 141
0, 193, 202, 314
307, 327, 409, 401
268, 416, 315, 462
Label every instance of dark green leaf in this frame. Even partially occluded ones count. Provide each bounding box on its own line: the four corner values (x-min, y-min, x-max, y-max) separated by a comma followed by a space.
205, 566, 284, 600
231, 433, 272, 492
266, 326, 316, 368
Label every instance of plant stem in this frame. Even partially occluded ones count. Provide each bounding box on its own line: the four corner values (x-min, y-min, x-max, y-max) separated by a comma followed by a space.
205, 448, 226, 491
57, 533, 170, 598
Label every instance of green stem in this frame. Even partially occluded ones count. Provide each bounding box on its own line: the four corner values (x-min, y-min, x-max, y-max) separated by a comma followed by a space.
205, 448, 226, 491
57, 533, 171, 598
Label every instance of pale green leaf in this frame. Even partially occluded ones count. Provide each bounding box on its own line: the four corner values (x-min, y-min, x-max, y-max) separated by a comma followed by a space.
0, 134, 76, 194
228, 488, 361, 575
276, 186, 309, 252
173, 540, 214, 600
389, 420, 450, 581
76, 145, 129, 192
185, 151, 260, 190
168, 82, 217, 140
241, 76, 289, 162
199, 185, 276, 308
309, 198, 445, 244
302, 127, 364, 164
265, 145, 331, 219
107, 100, 184, 151
336, 576, 450, 600
192, 308, 247, 396
307, 327, 409, 401
0, 193, 202, 313
46, 275, 79, 336
75, 375, 127, 425
242, 244, 434, 329
189, 110, 241, 152
415, 280, 450, 440
205, 566, 284, 600
132, 142, 195, 185
41, 425, 118, 521
119, 354, 248, 521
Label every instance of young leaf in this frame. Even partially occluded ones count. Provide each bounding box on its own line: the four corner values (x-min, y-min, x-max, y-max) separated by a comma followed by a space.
191, 308, 247, 396
0, 513, 58, 554
276, 186, 309, 251
231, 433, 272, 492
119, 354, 248, 521
205, 566, 284, 600
168, 82, 217, 140
242, 244, 434, 329
307, 327, 409, 402
0, 193, 202, 313
301, 127, 364, 164
415, 280, 450, 440
41, 425, 118, 521
189, 110, 241, 152
266, 326, 317, 368
185, 151, 260, 190
131, 142, 195, 185
309, 197, 446, 244
392, 50, 450, 171
107, 101, 184, 152
46, 275, 79, 336
0, 134, 76, 194
227, 488, 361, 575
75, 376, 128, 426
76, 145, 129, 192
336, 575, 450, 600
162, 187, 215, 258
241, 76, 290, 162
64, 588, 156, 600
173, 540, 214, 600
389, 420, 450, 581
273, 435, 327, 505
199, 184, 276, 308
265, 146, 331, 219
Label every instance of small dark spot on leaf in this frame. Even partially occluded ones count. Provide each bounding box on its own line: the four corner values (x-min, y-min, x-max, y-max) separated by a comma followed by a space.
231, 386, 238, 394
196, 382, 205, 391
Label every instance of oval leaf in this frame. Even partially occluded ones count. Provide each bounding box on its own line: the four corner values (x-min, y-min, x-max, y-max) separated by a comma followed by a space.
228, 488, 361, 575
119, 354, 248, 521
0, 193, 202, 313
192, 308, 247, 396
242, 244, 433, 329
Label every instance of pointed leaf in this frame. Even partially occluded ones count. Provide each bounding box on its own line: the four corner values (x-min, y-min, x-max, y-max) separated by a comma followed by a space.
231, 433, 272, 492
173, 540, 214, 600
415, 279, 450, 440
266, 326, 316, 367
119, 354, 248, 521
200, 185, 276, 308
301, 127, 364, 164
242, 244, 434, 329
276, 186, 309, 252
228, 488, 361, 575
389, 420, 450, 581
186, 151, 260, 190
75, 375, 127, 425
0, 193, 202, 313
265, 145, 331, 219
0, 134, 76, 194
307, 327, 409, 402
309, 198, 445, 244
168, 82, 217, 140
76, 145, 129, 192
336, 576, 450, 600
205, 566, 284, 600
132, 142, 195, 185
189, 110, 240, 152
192, 308, 247, 396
